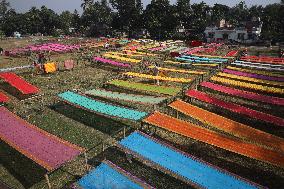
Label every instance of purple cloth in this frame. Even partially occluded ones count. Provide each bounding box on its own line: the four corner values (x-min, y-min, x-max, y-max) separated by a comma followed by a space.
223, 69, 284, 82
0, 107, 83, 170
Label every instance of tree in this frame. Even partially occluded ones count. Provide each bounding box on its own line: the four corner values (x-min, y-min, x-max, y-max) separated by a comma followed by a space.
110, 0, 143, 37
24, 7, 41, 34
211, 3, 230, 24
190, 1, 211, 34
0, 0, 10, 31
175, 0, 192, 28
81, 0, 94, 11
143, 0, 176, 39
81, 0, 113, 36
261, 3, 284, 42
2, 9, 25, 36
228, 1, 249, 26
0, 0, 9, 18
38, 6, 61, 35
59, 11, 73, 34
72, 9, 81, 33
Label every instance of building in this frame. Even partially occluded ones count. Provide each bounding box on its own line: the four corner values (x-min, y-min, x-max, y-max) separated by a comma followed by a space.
204, 18, 262, 44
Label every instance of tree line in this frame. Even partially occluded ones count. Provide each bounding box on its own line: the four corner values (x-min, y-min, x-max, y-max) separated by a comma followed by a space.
0, 0, 283, 41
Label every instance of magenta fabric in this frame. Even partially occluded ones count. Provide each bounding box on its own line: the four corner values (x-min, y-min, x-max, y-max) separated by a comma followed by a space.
186, 89, 284, 127
0, 107, 84, 170
93, 57, 131, 68
200, 81, 284, 106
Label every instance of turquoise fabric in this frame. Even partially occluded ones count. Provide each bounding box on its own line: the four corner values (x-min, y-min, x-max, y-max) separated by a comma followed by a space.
58, 91, 148, 120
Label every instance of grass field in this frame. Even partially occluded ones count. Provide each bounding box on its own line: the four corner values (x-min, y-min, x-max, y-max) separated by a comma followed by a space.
0, 38, 283, 189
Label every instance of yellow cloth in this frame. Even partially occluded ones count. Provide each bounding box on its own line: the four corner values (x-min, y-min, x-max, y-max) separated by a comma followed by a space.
192, 63, 219, 67
211, 76, 284, 94
44, 62, 57, 73
103, 54, 140, 63
217, 72, 284, 87
148, 66, 206, 75
124, 72, 192, 83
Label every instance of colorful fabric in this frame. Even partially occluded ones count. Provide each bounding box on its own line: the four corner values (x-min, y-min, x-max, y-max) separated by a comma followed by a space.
124, 72, 192, 83
120, 131, 263, 188
226, 66, 284, 78
0, 72, 39, 95
223, 68, 284, 82
186, 89, 284, 127
44, 62, 57, 73
58, 91, 148, 121
0, 92, 9, 103
0, 106, 84, 171
77, 161, 151, 189
211, 76, 284, 94
143, 112, 284, 168
93, 57, 131, 68
217, 72, 284, 87
231, 62, 284, 71
107, 79, 181, 96
200, 81, 284, 106
169, 100, 284, 152
85, 88, 166, 104
148, 66, 206, 75
64, 60, 75, 70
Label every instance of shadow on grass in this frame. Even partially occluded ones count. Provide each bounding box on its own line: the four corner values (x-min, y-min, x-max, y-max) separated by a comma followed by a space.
88, 146, 192, 189
0, 141, 46, 188
0, 81, 33, 100
50, 101, 127, 136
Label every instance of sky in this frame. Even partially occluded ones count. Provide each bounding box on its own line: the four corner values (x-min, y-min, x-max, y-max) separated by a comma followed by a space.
8, 0, 280, 14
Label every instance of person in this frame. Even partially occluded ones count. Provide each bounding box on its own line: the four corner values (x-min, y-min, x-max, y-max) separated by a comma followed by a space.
0, 47, 3, 55
153, 63, 160, 85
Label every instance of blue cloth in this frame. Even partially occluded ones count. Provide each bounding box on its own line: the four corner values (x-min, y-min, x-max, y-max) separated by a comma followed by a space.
78, 162, 144, 189
58, 91, 148, 120
120, 132, 260, 189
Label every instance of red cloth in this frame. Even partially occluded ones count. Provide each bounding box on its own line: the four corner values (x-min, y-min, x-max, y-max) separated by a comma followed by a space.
0, 72, 39, 95
0, 92, 9, 102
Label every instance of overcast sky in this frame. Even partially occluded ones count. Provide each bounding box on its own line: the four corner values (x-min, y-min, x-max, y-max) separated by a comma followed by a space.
8, 0, 280, 14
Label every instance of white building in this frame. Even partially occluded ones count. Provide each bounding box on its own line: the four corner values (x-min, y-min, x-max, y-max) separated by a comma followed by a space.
204, 18, 262, 44
13, 31, 21, 38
